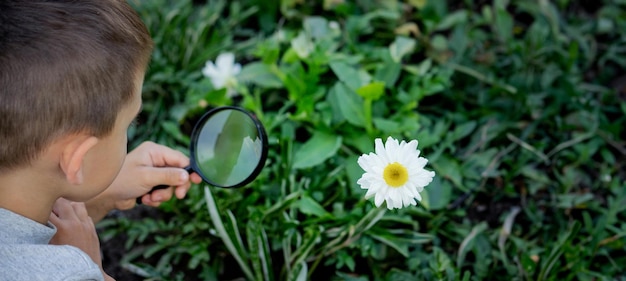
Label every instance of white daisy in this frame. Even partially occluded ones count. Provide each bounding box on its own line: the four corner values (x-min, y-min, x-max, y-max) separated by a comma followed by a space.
357, 136, 435, 210
201, 52, 242, 97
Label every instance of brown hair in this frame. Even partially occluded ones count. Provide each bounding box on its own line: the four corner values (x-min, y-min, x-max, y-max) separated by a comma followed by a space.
0, 0, 154, 171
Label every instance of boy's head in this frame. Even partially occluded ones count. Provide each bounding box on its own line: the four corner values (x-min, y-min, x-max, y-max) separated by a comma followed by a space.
0, 0, 154, 173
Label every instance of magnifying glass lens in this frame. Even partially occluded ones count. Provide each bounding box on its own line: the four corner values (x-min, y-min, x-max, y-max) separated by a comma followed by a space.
193, 109, 265, 187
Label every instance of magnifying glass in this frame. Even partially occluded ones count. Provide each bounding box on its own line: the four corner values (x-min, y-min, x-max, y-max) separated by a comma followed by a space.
137, 106, 268, 203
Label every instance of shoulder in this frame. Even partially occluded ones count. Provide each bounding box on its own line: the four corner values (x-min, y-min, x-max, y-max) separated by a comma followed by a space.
0, 244, 104, 281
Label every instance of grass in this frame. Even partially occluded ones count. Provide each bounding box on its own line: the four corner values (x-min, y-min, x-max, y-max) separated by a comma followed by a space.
99, 0, 626, 280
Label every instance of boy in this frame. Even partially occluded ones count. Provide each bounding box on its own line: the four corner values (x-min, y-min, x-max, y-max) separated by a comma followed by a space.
0, 0, 201, 280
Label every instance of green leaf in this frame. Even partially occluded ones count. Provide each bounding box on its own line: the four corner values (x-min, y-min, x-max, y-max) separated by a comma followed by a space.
420, 176, 451, 210
431, 155, 464, 190
161, 121, 189, 144
336, 251, 356, 271
345, 155, 363, 191
555, 193, 595, 209
435, 10, 468, 31
404, 59, 432, 76
263, 191, 301, 218
494, 7, 513, 41
295, 195, 331, 217
238, 62, 282, 88
292, 261, 308, 281
304, 16, 329, 39
408, 0, 427, 9
356, 81, 386, 100
373, 118, 401, 134
369, 233, 410, 257
204, 186, 255, 281
431, 34, 448, 51
375, 61, 402, 86
538, 222, 581, 281
414, 119, 448, 149
329, 61, 371, 91
246, 218, 273, 281
457, 222, 489, 268
289, 228, 321, 280
293, 131, 342, 169
431, 247, 454, 276
328, 82, 367, 127
451, 121, 477, 142
389, 36, 416, 63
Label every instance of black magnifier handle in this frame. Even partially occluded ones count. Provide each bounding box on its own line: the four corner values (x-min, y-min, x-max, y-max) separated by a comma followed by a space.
135, 166, 193, 204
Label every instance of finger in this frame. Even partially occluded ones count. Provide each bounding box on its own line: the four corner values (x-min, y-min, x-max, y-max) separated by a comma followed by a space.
52, 198, 78, 220
142, 166, 189, 189
114, 199, 136, 211
141, 194, 162, 207
174, 182, 192, 199
70, 202, 90, 221
49, 211, 61, 225
144, 142, 190, 168
190, 173, 203, 184
149, 187, 174, 203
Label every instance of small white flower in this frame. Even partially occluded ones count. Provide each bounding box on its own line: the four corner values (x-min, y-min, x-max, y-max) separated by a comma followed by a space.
202, 52, 242, 97
328, 21, 340, 31
273, 29, 287, 43
357, 136, 435, 210
328, 21, 341, 38
291, 32, 314, 59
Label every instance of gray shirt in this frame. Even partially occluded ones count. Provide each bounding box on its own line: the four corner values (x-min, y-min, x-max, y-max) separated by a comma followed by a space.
0, 208, 104, 281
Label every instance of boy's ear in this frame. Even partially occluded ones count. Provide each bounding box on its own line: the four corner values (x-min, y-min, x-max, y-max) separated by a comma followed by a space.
59, 136, 99, 185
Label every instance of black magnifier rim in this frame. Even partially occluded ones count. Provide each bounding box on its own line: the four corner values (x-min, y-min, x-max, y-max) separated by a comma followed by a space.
188, 106, 268, 188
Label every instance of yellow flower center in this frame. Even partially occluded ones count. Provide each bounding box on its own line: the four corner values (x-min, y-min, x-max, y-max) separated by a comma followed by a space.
383, 162, 409, 187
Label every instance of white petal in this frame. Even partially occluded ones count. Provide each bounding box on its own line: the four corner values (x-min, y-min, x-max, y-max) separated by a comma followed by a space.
414, 191, 422, 202
232, 63, 242, 75
374, 193, 385, 207
383, 137, 400, 162
382, 198, 392, 209
393, 197, 403, 209
358, 153, 379, 173
202, 62, 229, 89
356, 176, 368, 188
411, 170, 435, 187
202, 62, 216, 76
415, 157, 428, 169
408, 183, 422, 198
404, 139, 418, 152
402, 193, 416, 207
388, 189, 402, 205
399, 189, 411, 206
357, 176, 374, 189
216, 53, 235, 72
374, 138, 388, 163
364, 187, 378, 199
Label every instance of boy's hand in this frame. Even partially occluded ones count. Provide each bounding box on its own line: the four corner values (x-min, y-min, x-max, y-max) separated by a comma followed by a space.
85, 141, 202, 221
49, 198, 114, 280
49, 198, 103, 268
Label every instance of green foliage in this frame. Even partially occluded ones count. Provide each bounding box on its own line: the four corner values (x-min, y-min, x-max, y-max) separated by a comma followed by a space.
101, 0, 626, 280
